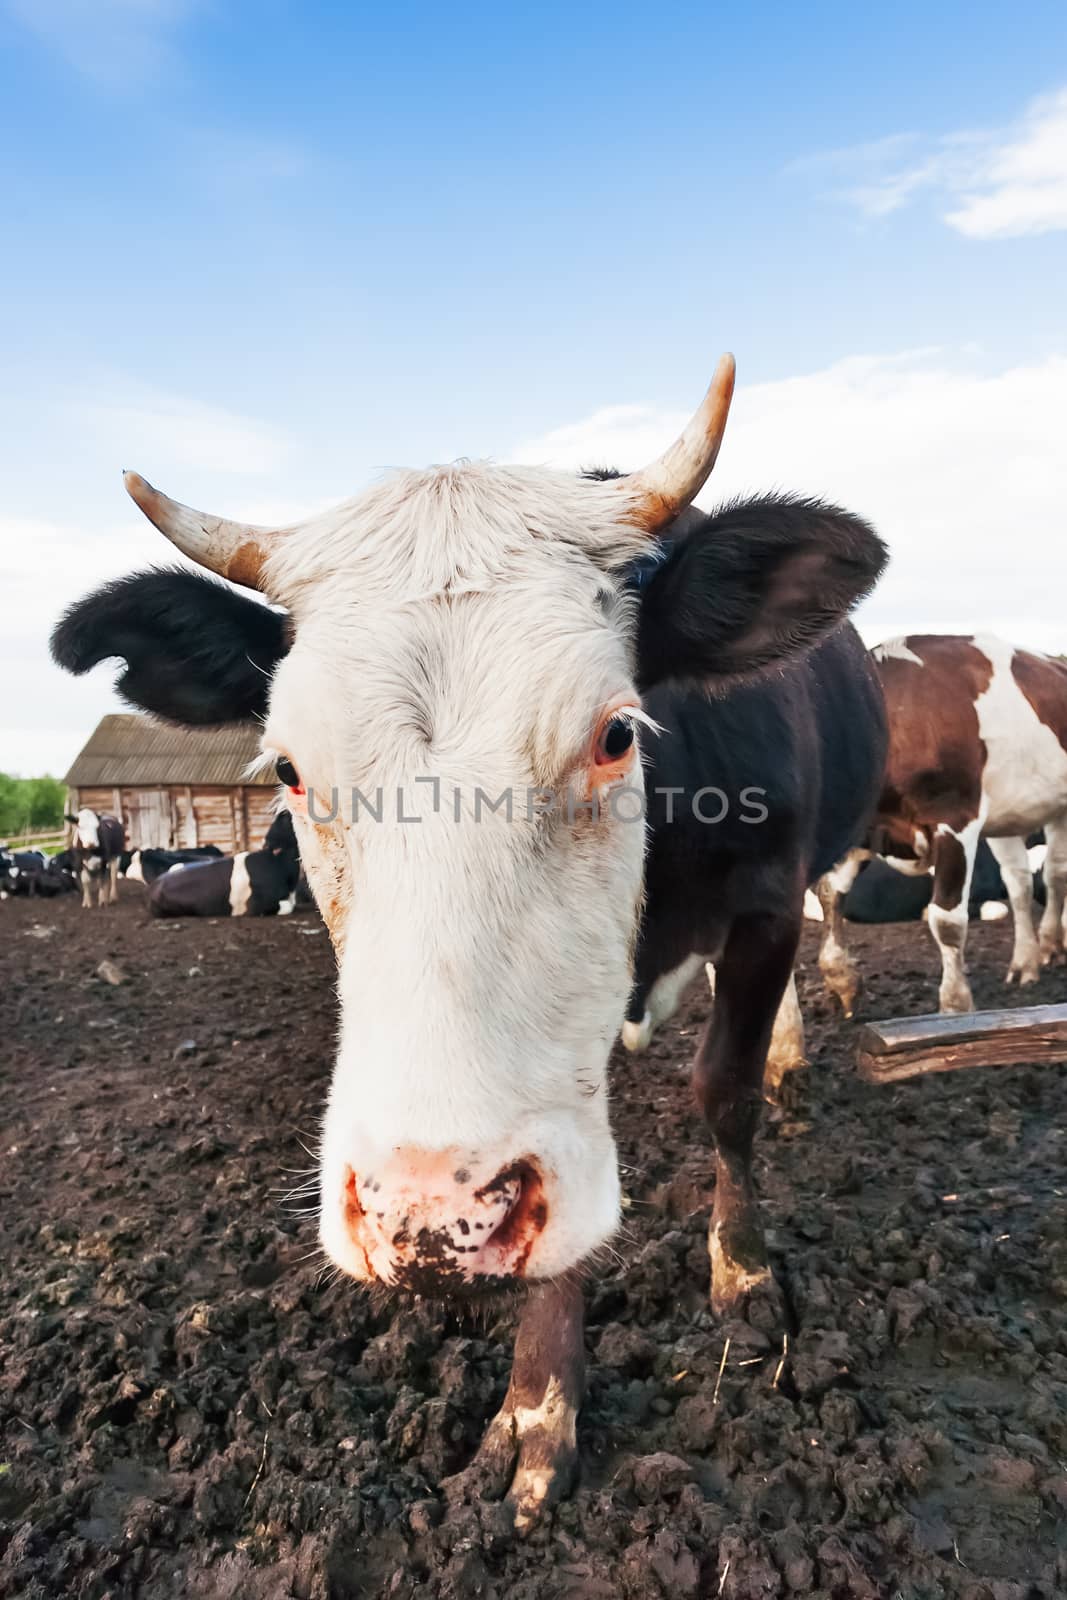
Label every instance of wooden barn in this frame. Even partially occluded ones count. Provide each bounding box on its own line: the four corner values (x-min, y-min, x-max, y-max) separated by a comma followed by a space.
64, 714, 278, 853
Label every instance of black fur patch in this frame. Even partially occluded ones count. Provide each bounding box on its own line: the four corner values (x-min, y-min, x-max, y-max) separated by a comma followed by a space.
51, 568, 289, 725
633, 495, 888, 691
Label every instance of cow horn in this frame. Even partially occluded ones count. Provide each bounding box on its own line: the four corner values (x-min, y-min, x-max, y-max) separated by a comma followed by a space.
619, 353, 736, 533
123, 471, 286, 591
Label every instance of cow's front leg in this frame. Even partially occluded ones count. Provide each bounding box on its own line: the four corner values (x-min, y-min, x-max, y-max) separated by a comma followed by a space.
928, 818, 980, 1012
694, 911, 797, 1320
444, 1278, 584, 1533
80, 868, 93, 910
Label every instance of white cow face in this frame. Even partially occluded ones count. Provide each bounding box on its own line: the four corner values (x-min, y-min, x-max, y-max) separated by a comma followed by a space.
260, 466, 652, 1289
75, 807, 100, 848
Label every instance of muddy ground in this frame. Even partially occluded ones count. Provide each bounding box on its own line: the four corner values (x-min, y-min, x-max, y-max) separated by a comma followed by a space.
2, 888, 1066, 1600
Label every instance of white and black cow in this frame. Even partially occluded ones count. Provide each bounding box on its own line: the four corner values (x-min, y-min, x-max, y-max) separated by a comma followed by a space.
146, 812, 300, 917
51, 357, 888, 1526
123, 845, 223, 884
0, 848, 76, 899
65, 808, 125, 908
820, 636, 1067, 1014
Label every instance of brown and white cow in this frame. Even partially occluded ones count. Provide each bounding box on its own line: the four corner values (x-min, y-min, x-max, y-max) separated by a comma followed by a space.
51, 358, 888, 1525
823, 635, 1067, 1015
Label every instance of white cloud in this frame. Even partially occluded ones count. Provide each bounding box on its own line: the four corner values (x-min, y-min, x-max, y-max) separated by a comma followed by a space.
804, 86, 1067, 239
946, 90, 1067, 238
514, 348, 1067, 654
5, 0, 199, 83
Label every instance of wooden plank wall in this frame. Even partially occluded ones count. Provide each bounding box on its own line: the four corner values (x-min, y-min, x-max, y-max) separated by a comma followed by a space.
70, 785, 277, 853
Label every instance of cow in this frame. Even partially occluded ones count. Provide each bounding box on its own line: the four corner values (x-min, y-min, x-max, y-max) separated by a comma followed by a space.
122, 845, 223, 884
146, 811, 300, 918
616, 627, 887, 1102
50, 356, 888, 1526
64, 809, 126, 908
0, 849, 78, 898
819, 636, 1067, 1014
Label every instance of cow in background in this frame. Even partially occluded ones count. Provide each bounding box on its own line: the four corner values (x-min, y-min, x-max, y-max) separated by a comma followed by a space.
122, 845, 223, 884
1, 848, 76, 899
818, 636, 1067, 1014
65, 809, 125, 908
147, 810, 301, 918
1, 851, 77, 902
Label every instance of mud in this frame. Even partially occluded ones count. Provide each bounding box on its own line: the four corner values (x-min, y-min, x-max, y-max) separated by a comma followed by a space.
2, 888, 1066, 1598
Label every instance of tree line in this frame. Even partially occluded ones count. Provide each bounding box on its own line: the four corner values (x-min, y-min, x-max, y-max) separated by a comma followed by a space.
0, 773, 67, 840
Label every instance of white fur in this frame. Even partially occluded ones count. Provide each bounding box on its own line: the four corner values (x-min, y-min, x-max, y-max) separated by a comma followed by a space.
258, 464, 653, 1282
75, 807, 100, 848
802, 887, 824, 921
228, 852, 253, 916
125, 851, 144, 883
872, 638, 924, 666
972, 636, 1067, 836
619, 954, 705, 1052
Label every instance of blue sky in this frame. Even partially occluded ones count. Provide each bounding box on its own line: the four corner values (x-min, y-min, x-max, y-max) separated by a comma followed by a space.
2, 0, 1066, 774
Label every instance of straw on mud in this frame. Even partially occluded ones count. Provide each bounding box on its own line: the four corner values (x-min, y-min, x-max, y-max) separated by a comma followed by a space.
712, 1337, 731, 1405
244, 1402, 273, 1508
716, 1557, 731, 1596
772, 1333, 789, 1389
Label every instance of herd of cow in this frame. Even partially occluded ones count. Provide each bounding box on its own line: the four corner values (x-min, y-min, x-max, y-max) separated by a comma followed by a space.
34, 355, 1067, 1525
1, 808, 302, 917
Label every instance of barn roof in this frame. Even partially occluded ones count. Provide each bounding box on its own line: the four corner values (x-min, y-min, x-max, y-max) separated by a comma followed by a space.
64, 714, 272, 789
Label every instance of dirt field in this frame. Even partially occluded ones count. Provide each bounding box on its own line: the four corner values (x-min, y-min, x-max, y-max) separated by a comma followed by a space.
2, 888, 1066, 1600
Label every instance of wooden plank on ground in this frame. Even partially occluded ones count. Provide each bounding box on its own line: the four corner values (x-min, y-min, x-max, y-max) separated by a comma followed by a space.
856, 1003, 1067, 1083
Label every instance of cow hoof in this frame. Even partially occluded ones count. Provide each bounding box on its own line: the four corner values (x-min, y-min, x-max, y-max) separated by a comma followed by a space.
442, 1395, 578, 1535
620, 1013, 652, 1053
708, 1219, 784, 1332
1040, 946, 1066, 969
938, 990, 974, 1015
711, 1268, 785, 1336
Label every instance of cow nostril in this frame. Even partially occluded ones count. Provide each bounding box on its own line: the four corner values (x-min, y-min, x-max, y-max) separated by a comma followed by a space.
478, 1160, 546, 1257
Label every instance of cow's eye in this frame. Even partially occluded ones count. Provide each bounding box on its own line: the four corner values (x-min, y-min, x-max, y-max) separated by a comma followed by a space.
276, 756, 301, 789
594, 716, 635, 765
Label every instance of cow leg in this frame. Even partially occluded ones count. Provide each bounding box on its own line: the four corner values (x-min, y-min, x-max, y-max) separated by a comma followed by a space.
621, 952, 704, 1052
1035, 816, 1067, 966
107, 858, 120, 905
763, 970, 807, 1103
815, 850, 865, 1017
694, 910, 797, 1319
985, 836, 1042, 984
928, 818, 981, 1013
444, 1278, 584, 1533
80, 867, 93, 910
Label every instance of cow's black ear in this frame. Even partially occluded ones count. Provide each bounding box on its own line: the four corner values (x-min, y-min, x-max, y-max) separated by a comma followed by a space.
65, 813, 79, 824
634, 495, 887, 691
51, 568, 290, 725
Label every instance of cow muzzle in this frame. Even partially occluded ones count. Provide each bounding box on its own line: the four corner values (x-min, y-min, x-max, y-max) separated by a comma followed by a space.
335, 1148, 548, 1294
